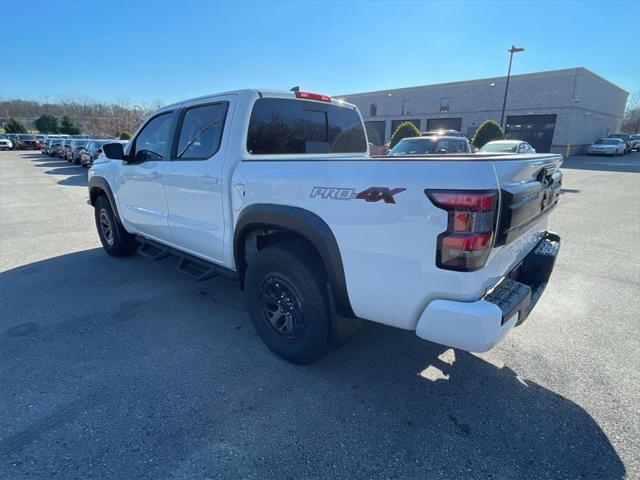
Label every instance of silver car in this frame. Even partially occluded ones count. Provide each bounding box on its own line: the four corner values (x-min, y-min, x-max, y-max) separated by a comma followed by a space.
480, 140, 536, 154
587, 138, 626, 156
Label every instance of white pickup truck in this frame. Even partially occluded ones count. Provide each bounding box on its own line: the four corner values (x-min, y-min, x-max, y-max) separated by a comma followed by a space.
88, 89, 562, 364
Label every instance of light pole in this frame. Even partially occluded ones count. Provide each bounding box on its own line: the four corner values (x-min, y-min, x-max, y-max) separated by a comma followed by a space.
499, 45, 525, 132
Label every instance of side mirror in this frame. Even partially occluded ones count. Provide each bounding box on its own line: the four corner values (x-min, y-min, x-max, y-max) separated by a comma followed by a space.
103, 142, 125, 160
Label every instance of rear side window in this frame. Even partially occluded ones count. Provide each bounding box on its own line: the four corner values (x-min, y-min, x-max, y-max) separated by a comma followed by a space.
436, 139, 450, 153
451, 140, 467, 153
247, 98, 367, 155
176, 102, 228, 160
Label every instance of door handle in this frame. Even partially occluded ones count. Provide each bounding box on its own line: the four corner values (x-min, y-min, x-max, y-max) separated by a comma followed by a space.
150, 170, 162, 178
198, 175, 219, 184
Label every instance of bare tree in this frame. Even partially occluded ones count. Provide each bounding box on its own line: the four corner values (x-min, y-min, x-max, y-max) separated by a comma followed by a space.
621, 92, 640, 134
0, 95, 163, 136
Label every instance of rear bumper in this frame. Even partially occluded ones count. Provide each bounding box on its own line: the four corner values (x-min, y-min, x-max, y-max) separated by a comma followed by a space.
415, 231, 561, 352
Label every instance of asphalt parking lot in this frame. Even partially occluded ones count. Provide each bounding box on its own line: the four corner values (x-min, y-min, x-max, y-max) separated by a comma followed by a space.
1, 150, 639, 480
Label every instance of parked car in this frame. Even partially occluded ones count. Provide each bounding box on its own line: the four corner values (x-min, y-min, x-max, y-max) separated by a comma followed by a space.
14, 134, 41, 150
42, 135, 62, 154
479, 140, 536, 154
80, 139, 125, 167
58, 138, 74, 158
388, 135, 471, 155
5, 134, 18, 149
43, 138, 56, 155
422, 129, 466, 138
587, 138, 626, 156
89, 88, 562, 364
630, 134, 640, 151
66, 139, 90, 163
49, 138, 66, 157
0, 138, 12, 150
607, 133, 633, 154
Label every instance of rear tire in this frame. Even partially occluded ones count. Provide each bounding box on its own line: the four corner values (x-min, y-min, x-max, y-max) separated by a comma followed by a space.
245, 242, 332, 365
94, 195, 137, 257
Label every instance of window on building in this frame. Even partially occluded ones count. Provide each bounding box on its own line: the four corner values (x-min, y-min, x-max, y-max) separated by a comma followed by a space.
370, 104, 377, 116
440, 97, 451, 113
401, 101, 410, 115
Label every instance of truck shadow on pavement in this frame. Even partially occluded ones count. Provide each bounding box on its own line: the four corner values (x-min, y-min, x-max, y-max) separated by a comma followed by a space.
0, 249, 625, 480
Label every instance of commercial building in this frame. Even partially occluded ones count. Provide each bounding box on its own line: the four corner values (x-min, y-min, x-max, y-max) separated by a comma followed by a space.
337, 67, 628, 154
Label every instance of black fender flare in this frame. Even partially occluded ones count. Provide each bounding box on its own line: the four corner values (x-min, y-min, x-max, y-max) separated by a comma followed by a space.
234, 204, 355, 318
88, 176, 122, 224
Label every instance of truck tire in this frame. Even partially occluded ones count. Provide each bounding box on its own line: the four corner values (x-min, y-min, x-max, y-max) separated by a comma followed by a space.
94, 195, 137, 257
245, 242, 331, 365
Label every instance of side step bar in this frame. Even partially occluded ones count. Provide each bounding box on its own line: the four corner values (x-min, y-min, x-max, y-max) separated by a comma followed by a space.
135, 236, 238, 282
138, 241, 170, 260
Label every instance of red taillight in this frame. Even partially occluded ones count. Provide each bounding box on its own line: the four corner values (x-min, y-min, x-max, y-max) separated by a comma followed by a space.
426, 190, 497, 271
428, 191, 495, 211
295, 91, 331, 102
441, 232, 493, 251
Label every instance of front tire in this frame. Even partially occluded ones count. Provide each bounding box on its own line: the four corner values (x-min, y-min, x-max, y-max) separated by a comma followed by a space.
245, 242, 331, 365
94, 195, 137, 257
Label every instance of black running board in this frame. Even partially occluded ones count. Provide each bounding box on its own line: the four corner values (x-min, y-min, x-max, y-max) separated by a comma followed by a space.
135, 236, 238, 282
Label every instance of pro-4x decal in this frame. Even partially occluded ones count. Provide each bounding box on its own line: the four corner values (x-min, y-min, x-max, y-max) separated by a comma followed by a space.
310, 186, 405, 204
355, 187, 406, 204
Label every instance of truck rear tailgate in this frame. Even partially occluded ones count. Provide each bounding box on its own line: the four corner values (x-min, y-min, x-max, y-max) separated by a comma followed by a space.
492, 154, 563, 246
484, 153, 563, 277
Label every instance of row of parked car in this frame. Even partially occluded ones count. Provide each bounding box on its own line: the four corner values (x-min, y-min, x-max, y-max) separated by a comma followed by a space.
0, 133, 48, 150
41, 135, 128, 167
383, 129, 537, 156
587, 133, 640, 156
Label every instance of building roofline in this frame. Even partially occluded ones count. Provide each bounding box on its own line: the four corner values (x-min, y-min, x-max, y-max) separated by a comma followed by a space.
574, 67, 629, 95
336, 67, 629, 98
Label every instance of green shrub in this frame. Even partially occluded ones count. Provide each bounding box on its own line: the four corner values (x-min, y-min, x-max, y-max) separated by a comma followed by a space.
35, 114, 59, 133
5, 118, 27, 133
59, 116, 82, 135
119, 131, 132, 140
389, 121, 421, 149
472, 119, 504, 149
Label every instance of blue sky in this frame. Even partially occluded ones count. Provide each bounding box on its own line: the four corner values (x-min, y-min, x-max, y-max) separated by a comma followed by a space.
3, 0, 639, 105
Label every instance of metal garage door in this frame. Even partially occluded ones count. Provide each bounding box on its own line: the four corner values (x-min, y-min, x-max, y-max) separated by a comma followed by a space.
505, 114, 557, 153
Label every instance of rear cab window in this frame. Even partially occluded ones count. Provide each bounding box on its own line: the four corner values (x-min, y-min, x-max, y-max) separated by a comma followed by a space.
246, 98, 367, 155
175, 102, 228, 160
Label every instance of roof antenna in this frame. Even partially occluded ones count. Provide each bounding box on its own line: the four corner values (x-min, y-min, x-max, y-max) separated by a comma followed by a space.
289, 86, 300, 92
